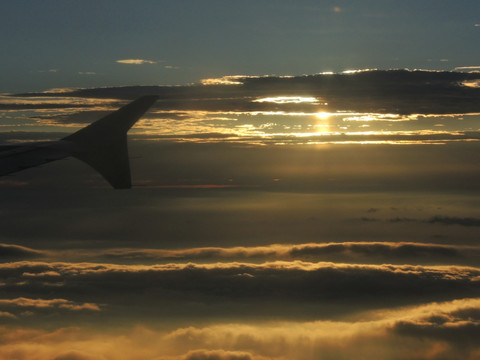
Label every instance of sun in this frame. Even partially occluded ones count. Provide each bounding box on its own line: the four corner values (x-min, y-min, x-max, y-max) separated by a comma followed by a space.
315, 112, 331, 119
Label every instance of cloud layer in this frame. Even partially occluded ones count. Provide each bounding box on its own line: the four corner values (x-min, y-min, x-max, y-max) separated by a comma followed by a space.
11, 70, 480, 115
2, 260, 479, 322
1, 298, 480, 360
4, 241, 480, 267
2, 69, 480, 359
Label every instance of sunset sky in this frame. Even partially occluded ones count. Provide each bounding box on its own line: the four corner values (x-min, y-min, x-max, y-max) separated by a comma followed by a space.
1, 1, 480, 360
2, 0, 480, 92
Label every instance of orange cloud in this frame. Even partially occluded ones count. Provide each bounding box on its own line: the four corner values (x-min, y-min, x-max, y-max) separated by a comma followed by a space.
0, 297, 100, 311
0, 298, 479, 360
0, 311, 16, 319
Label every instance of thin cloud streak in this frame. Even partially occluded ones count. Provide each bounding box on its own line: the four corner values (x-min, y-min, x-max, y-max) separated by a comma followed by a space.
10, 241, 479, 266
116, 59, 157, 65
0, 298, 100, 311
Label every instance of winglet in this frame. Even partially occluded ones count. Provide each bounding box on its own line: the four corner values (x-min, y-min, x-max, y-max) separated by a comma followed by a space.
62, 95, 158, 189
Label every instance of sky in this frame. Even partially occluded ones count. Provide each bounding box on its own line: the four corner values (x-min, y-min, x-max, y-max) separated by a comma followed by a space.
1, 0, 480, 92
1, 1, 480, 360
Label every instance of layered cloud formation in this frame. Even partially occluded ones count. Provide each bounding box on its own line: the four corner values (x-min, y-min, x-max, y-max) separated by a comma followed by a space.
10, 69, 480, 115
1, 69, 480, 359
4, 241, 480, 267
1, 298, 480, 359
1, 261, 479, 318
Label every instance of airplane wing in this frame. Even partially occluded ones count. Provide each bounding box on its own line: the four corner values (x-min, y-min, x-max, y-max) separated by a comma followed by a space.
0, 143, 70, 176
0, 95, 159, 188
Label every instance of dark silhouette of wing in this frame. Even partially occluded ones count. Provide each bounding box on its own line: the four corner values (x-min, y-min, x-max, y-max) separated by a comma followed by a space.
0, 95, 158, 189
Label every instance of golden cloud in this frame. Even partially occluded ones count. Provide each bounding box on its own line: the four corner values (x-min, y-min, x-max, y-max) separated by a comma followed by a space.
0, 298, 479, 360
116, 59, 157, 65
0, 297, 100, 311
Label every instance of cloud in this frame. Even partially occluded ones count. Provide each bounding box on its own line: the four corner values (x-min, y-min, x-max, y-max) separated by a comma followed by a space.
13, 70, 480, 115
454, 66, 480, 71
0, 297, 100, 311
391, 302, 480, 349
462, 79, 480, 88
288, 242, 477, 265
0, 243, 44, 260
166, 299, 480, 359
95, 242, 480, 266
0, 311, 16, 319
1, 261, 479, 321
0, 299, 480, 360
357, 215, 480, 228
116, 59, 157, 65
183, 349, 254, 360
428, 216, 480, 227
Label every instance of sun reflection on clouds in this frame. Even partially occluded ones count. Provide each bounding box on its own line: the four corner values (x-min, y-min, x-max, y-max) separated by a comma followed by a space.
201, 75, 256, 85
253, 96, 321, 104
461, 79, 480, 88
342, 68, 378, 74
201, 74, 295, 85
2, 77, 480, 146
343, 113, 418, 122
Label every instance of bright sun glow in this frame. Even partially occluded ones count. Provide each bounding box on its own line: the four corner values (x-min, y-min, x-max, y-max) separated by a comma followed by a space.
253, 96, 320, 104
315, 112, 331, 119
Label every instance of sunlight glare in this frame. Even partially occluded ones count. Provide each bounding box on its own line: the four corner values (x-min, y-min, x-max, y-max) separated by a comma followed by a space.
253, 96, 320, 104
315, 112, 331, 119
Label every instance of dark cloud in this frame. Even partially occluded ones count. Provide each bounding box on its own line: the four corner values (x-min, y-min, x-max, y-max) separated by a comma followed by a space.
385, 215, 480, 227
0, 132, 71, 143
392, 308, 480, 349
10, 70, 480, 115
428, 215, 480, 227
387, 217, 419, 223
357, 215, 480, 228
288, 242, 476, 265
95, 242, 480, 266
0, 103, 91, 111
0, 243, 44, 260
0, 179, 478, 253
358, 217, 379, 222
1, 261, 479, 322
34, 110, 113, 125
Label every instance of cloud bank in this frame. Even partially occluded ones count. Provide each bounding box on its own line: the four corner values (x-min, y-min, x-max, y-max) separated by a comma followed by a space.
9, 241, 479, 266
2, 261, 479, 322
11, 70, 480, 115
1, 298, 480, 360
